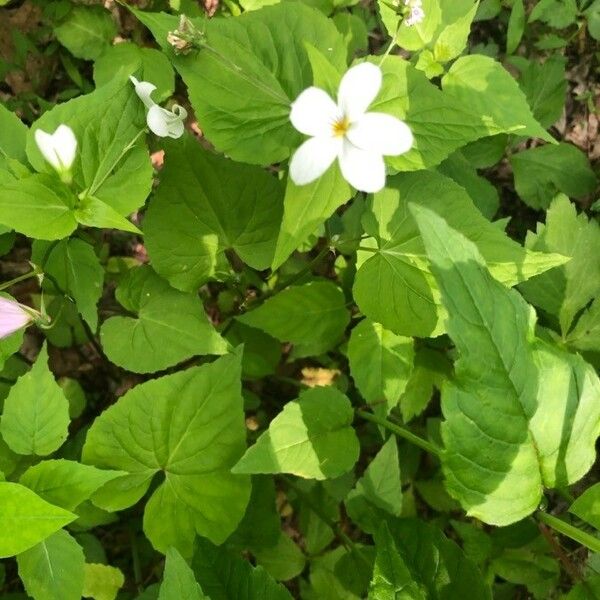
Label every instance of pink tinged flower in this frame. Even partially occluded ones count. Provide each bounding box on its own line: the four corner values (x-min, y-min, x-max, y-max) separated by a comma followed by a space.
405, 6, 425, 26
34, 125, 77, 174
289, 63, 413, 194
129, 76, 188, 139
0, 296, 34, 339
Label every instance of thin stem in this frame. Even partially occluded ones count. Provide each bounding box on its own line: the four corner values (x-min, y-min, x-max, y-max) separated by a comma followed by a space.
379, 29, 398, 66
276, 245, 332, 292
356, 409, 440, 456
129, 526, 143, 594
0, 267, 42, 292
536, 511, 600, 554
538, 521, 583, 584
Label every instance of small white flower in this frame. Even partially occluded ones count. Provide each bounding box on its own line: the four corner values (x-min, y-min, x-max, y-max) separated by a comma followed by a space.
404, 0, 425, 25
34, 124, 77, 181
129, 76, 188, 139
0, 296, 36, 339
289, 63, 413, 194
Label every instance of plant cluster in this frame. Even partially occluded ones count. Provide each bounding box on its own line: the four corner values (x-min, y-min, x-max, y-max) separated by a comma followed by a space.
0, 0, 599, 598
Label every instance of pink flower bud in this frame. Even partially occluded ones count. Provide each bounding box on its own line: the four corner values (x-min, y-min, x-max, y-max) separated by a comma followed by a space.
0, 296, 34, 339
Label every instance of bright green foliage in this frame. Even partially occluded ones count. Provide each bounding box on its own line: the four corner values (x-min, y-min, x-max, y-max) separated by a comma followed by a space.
233, 386, 360, 480
237, 281, 350, 354
94, 42, 175, 102
569, 483, 600, 530
135, 4, 346, 165
32, 239, 104, 331
19, 460, 126, 511
17, 531, 85, 600
54, 6, 117, 60
254, 533, 306, 582
82, 353, 250, 556
413, 205, 600, 525
442, 54, 554, 142
566, 297, 600, 352
0, 103, 27, 166
0, 344, 70, 456
144, 136, 283, 291
347, 319, 414, 414
0, 175, 78, 240
158, 547, 207, 600
370, 519, 491, 599
100, 266, 228, 373
26, 79, 152, 216
82, 563, 124, 600
192, 538, 294, 600
520, 194, 600, 336
0, 482, 76, 558
346, 437, 403, 534
510, 143, 597, 209
353, 171, 567, 337
529, 0, 578, 28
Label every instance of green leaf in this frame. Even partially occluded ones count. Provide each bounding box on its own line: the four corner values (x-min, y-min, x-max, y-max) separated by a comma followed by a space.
379, 0, 442, 50
236, 281, 349, 354
368, 522, 425, 599
19, 459, 126, 511
569, 483, 600, 530
74, 196, 141, 234
32, 239, 104, 331
0, 482, 76, 558
529, 0, 578, 28
254, 533, 306, 582
82, 563, 125, 600
233, 386, 359, 480
0, 174, 78, 240
519, 194, 600, 335
510, 143, 597, 209
371, 519, 492, 599
517, 55, 567, 128
0, 102, 27, 165
353, 171, 567, 337
159, 547, 207, 600
585, 0, 600, 40
224, 323, 281, 380
82, 353, 250, 556
506, 0, 525, 54
17, 530, 85, 600
347, 318, 414, 415
412, 205, 600, 525
100, 266, 228, 373
94, 42, 174, 102
144, 136, 283, 291
134, 3, 346, 165
0, 344, 70, 456
442, 55, 554, 143
54, 6, 117, 60
433, 1, 479, 63
566, 297, 600, 352
346, 438, 403, 534
192, 537, 294, 600
272, 166, 350, 270
27, 79, 152, 216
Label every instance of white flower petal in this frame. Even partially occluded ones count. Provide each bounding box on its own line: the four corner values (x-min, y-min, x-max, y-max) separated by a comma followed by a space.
347, 112, 413, 156
34, 125, 77, 172
146, 105, 186, 139
0, 297, 33, 338
289, 136, 342, 186
337, 63, 382, 122
129, 75, 158, 109
338, 140, 386, 193
290, 87, 339, 137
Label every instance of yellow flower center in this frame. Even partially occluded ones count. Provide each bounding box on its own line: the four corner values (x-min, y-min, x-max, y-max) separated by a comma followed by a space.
332, 116, 350, 137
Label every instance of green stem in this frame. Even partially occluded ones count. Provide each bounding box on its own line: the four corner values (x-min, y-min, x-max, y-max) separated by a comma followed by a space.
129, 526, 143, 594
536, 511, 600, 554
0, 267, 42, 292
356, 409, 441, 457
276, 245, 331, 291
378, 30, 398, 66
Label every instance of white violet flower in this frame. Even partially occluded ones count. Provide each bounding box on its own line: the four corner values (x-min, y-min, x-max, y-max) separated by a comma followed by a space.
0, 296, 36, 339
404, 0, 425, 26
289, 62, 413, 193
34, 124, 77, 182
130, 76, 188, 139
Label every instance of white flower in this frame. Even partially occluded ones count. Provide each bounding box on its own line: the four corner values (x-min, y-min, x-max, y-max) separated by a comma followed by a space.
0, 296, 35, 339
129, 76, 188, 139
289, 63, 413, 193
34, 124, 77, 181
404, 0, 425, 25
